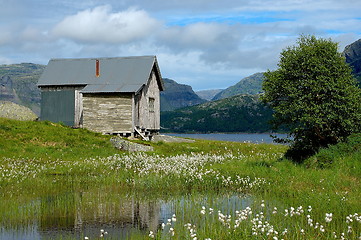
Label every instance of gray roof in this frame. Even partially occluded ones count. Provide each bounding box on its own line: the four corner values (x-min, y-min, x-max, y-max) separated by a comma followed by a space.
37, 56, 163, 93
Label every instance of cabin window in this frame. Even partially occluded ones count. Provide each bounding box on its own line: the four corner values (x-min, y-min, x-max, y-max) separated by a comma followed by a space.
149, 97, 155, 112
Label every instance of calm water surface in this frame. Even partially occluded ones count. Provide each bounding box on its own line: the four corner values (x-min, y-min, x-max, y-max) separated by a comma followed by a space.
0, 189, 252, 240
166, 133, 289, 144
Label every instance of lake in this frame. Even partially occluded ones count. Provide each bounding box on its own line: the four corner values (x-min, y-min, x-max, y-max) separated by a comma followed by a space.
166, 133, 289, 144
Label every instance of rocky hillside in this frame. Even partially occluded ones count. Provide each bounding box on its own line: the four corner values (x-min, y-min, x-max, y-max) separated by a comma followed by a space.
160, 78, 206, 111
0, 63, 45, 115
212, 72, 265, 101
343, 38, 361, 84
0, 101, 38, 121
161, 94, 273, 133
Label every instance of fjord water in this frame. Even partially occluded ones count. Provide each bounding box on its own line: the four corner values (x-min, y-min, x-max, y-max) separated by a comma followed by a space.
0, 187, 251, 239
166, 133, 289, 144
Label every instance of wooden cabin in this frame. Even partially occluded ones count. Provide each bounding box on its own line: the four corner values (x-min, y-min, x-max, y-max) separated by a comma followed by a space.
37, 56, 164, 138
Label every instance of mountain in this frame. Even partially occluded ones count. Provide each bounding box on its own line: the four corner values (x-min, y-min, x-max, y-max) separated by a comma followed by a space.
343, 38, 361, 84
160, 78, 206, 111
0, 63, 45, 115
212, 72, 265, 101
196, 89, 223, 101
161, 94, 273, 133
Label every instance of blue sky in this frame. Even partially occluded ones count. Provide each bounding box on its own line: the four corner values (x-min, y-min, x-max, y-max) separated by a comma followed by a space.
0, 0, 360, 90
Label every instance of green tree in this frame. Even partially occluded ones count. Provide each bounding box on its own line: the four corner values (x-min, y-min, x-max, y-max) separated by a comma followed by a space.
262, 35, 361, 161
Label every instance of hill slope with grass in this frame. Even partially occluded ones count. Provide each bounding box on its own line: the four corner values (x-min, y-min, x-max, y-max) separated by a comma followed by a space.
212, 73, 265, 101
0, 101, 37, 121
306, 133, 361, 170
0, 118, 119, 160
161, 94, 273, 133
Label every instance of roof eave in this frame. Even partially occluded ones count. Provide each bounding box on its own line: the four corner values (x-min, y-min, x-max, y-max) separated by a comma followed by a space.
152, 56, 164, 91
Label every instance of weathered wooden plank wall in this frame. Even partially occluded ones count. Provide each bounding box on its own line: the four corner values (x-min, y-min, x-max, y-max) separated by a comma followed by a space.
74, 89, 83, 128
82, 93, 133, 134
134, 70, 161, 131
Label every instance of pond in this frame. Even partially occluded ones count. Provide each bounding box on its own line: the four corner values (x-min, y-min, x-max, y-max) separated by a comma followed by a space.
0, 187, 252, 240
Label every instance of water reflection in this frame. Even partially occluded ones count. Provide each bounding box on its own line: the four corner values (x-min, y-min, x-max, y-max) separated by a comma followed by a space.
0, 188, 252, 239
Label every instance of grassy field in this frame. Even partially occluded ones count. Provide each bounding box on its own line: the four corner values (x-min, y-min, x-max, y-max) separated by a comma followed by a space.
0, 118, 360, 239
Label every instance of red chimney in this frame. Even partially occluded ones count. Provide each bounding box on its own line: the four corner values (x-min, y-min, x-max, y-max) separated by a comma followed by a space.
95, 59, 100, 77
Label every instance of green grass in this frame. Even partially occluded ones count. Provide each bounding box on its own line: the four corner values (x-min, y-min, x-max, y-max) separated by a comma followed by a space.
0, 118, 360, 239
0, 117, 119, 160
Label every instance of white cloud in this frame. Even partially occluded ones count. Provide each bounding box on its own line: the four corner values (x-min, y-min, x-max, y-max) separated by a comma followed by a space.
0, 30, 13, 45
0, 56, 13, 65
52, 5, 160, 43
1, 0, 361, 90
21, 27, 46, 42
157, 20, 296, 72
160, 23, 237, 50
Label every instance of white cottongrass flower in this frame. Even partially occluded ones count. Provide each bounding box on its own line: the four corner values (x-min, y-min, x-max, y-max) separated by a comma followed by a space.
284, 209, 289, 216
272, 207, 278, 214
99, 229, 107, 238
201, 206, 206, 215
169, 227, 175, 236
209, 208, 214, 214
325, 213, 333, 223
308, 206, 312, 212
346, 213, 361, 223
307, 215, 314, 227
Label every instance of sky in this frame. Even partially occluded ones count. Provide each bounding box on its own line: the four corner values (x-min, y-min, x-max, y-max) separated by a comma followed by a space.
1, 0, 361, 90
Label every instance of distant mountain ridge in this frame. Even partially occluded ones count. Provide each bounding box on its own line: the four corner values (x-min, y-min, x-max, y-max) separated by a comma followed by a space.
212, 72, 265, 101
160, 78, 206, 111
196, 89, 223, 101
343, 38, 361, 84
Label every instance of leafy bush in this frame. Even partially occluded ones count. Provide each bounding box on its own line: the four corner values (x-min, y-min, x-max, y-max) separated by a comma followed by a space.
305, 133, 361, 169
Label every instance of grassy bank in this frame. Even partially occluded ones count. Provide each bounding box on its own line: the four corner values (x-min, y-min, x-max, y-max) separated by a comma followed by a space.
0, 118, 360, 239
